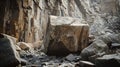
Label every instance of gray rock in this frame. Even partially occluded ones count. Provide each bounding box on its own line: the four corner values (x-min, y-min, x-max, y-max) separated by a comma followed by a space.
66, 54, 81, 62
98, 33, 120, 44
81, 39, 108, 60
90, 16, 107, 36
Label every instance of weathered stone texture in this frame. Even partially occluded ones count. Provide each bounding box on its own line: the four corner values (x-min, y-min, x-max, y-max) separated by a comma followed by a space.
46, 16, 89, 55
0, 0, 83, 43
0, 34, 21, 67
0, 0, 120, 53
0, 0, 119, 42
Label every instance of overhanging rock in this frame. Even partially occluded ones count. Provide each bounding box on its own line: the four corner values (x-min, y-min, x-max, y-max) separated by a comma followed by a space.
46, 15, 89, 56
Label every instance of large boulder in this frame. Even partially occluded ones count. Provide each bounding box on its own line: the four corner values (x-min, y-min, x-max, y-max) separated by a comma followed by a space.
81, 39, 108, 60
0, 34, 27, 67
46, 16, 89, 56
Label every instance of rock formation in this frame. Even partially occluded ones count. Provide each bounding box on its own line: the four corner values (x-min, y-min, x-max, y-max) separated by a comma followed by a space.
46, 15, 89, 55
0, 0, 120, 67
0, 0, 120, 49
0, 34, 27, 67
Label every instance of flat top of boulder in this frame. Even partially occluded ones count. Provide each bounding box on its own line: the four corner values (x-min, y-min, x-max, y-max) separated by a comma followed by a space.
50, 15, 88, 26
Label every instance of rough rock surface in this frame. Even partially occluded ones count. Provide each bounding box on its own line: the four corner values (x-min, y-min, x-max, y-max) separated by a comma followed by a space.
81, 39, 108, 60
0, 34, 23, 67
46, 16, 89, 55
0, 0, 120, 67
0, 0, 120, 51
0, 0, 119, 42
20, 50, 81, 67
0, 0, 83, 43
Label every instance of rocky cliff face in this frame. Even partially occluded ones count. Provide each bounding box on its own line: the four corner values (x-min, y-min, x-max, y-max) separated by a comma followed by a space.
0, 0, 120, 67
0, 0, 120, 44
0, 0, 83, 43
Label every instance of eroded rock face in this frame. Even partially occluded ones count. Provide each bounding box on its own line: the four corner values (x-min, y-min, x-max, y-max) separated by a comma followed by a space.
0, 0, 120, 52
0, 1, 119, 67
46, 16, 89, 55
0, 0, 83, 43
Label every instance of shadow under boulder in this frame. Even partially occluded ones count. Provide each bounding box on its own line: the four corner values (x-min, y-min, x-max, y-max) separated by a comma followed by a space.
95, 54, 120, 67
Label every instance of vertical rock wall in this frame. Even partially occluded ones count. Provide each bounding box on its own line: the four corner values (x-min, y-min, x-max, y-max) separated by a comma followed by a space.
0, 0, 120, 44
0, 0, 83, 43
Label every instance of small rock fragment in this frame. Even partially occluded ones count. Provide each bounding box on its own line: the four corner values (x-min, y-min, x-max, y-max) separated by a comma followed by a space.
79, 61, 95, 67
66, 54, 81, 62
17, 42, 33, 50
